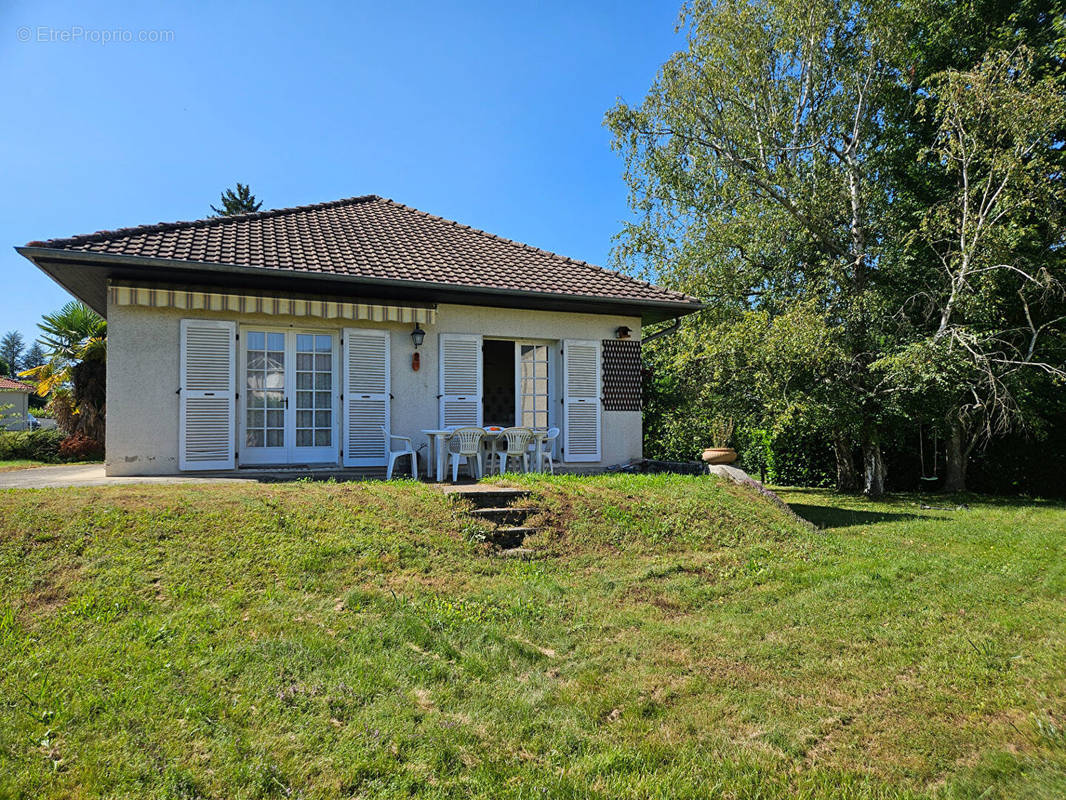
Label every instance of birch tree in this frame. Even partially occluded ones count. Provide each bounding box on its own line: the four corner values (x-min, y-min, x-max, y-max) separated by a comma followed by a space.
880, 48, 1066, 491
606, 0, 906, 495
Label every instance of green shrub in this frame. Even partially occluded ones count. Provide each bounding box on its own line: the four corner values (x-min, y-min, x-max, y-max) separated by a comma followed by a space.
0, 429, 66, 462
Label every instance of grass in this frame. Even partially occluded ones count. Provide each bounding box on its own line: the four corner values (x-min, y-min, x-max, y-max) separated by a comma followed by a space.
0, 459, 99, 472
0, 459, 51, 472
0, 475, 1063, 799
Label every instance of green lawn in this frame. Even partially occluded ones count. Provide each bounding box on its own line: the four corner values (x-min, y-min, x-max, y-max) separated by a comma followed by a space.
0, 459, 52, 472
0, 476, 1063, 799
0, 459, 100, 472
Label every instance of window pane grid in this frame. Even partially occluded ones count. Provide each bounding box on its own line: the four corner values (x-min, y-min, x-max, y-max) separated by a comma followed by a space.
519, 345, 550, 431
295, 335, 332, 449
246, 332, 285, 448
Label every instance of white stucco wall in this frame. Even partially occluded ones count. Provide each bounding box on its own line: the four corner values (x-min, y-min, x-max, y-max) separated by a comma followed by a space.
0, 390, 30, 430
105, 300, 642, 476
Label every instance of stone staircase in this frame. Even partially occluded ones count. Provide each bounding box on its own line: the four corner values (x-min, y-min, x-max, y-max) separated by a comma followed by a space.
448, 487, 537, 554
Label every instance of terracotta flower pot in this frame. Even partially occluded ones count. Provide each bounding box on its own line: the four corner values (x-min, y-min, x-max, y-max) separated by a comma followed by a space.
701, 447, 737, 465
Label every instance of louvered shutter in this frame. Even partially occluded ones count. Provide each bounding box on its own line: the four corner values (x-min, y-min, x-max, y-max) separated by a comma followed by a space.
562, 339, 601, 462
179, 319, 235, 471
343, 328, 390, 467
439, 334, 483, 428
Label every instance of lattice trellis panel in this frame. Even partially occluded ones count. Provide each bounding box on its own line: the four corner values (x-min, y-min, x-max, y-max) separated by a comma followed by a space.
601, 339, 642, 411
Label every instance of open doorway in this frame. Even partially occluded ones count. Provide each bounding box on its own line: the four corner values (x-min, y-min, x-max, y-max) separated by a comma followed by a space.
482, 339, 515, 426
482, 339, 553, 429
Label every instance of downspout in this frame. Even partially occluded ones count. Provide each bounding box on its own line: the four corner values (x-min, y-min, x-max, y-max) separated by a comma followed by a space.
640, 317, 682, 344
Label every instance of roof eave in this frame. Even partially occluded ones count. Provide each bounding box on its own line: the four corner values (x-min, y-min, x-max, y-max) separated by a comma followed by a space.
16, 246, 704, 325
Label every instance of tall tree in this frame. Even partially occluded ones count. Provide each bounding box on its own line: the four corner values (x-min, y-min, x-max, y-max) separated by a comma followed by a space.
878, 47, 1066, 491
0, 330, 25, 377
606, 0, 908, 495
873, 0, 1066, 492
211, 182, 263, 216
22, 341, 45, 371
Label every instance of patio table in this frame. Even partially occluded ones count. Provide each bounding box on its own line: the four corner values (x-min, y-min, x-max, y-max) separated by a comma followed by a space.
421, 429, 454, 482
421, 427, 549, 481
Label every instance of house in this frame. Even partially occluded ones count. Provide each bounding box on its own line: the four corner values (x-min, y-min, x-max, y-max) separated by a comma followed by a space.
17, 195, 702, 476
0, 377, 34, 431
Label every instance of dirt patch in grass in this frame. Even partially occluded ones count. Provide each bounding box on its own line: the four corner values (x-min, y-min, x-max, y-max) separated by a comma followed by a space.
19, 562, 80, 618
619, 583, 688, 616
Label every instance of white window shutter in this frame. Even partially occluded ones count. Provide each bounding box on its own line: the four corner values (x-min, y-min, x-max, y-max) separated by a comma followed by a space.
179, 319, 235, 471
562, 339, 601, 462
343, 328, 390, 467
439, 334, 482, 428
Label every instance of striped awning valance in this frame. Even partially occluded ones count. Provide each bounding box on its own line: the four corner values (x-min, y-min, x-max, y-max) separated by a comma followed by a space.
108, 283, 436, 324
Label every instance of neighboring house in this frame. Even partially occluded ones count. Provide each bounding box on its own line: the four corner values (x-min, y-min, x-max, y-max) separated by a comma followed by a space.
0, 377, 34, 431
17, 195, 702, 476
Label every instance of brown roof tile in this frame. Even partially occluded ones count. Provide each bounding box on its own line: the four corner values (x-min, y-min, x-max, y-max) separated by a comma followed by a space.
0, 377, 33, 392
29, 195, 699, 307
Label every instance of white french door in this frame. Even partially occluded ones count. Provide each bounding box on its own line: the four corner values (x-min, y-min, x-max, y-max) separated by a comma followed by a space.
515, 342, 552, 430
239, 328, 339, 465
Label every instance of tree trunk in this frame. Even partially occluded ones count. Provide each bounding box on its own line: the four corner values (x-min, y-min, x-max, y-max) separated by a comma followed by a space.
861, 435, 885, 498
47, 392, 77, 436
833, 434, 859, 493
942, 421, 969, 493
72, 357, 106, 444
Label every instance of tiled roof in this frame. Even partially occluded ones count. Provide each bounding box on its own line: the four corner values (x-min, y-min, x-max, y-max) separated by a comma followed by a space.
27, 195, 699, 307
0, 377, 33, 392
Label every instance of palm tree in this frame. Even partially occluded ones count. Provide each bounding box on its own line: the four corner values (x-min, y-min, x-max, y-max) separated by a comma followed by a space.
20, 301, 107, 442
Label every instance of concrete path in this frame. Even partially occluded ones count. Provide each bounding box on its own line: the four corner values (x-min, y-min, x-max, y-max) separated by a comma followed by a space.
0, 465, 528, 491
0, 464, 256, 490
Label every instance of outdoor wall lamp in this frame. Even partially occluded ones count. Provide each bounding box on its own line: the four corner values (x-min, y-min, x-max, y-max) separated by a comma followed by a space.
615, 326, 632, 340
410, 323, 426, 372
410, 324, 426, 348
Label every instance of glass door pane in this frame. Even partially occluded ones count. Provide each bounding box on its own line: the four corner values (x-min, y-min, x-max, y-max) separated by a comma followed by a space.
244, 331, 286, 460
519, 344, 551, 430
294, 333, 334, 454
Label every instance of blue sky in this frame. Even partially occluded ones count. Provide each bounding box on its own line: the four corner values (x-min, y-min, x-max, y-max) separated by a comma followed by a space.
0, 0, 683, 347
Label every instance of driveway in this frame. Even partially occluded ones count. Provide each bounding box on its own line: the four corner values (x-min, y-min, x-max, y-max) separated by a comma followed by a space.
0, 464, 255, 490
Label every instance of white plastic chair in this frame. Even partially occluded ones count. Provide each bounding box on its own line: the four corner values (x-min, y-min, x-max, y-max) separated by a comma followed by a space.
496, 427, 534, 474
449, 427, 486, 482
381, 426, 418, 480
532, 427, 560, 473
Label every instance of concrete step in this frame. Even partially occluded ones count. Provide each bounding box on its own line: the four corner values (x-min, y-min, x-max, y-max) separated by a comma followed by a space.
485, 526, 535, 548
469, 507, 537, 526
449, 488, 531, 509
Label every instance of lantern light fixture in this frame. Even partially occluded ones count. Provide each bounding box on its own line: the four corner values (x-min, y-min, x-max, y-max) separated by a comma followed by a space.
411, 324, 426, 349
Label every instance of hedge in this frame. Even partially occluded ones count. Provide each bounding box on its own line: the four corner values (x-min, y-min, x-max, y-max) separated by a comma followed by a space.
0, 429, 100, 463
